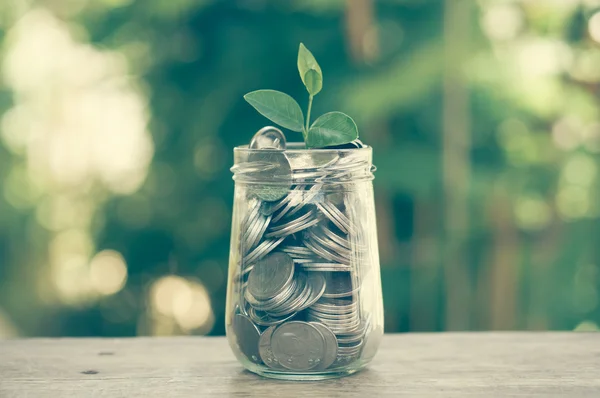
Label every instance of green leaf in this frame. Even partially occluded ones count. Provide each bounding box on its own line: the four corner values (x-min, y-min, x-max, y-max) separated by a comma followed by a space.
303, 69, 322, 96
306, 111, 358, 148
298, 43, 323, 94
244, 90, 304, 132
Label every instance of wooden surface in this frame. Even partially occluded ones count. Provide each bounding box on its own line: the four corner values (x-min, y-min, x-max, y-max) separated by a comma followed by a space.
1, 333, 599, 397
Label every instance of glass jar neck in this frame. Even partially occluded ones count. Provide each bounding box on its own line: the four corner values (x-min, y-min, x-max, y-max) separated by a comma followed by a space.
231, 143, 375, 186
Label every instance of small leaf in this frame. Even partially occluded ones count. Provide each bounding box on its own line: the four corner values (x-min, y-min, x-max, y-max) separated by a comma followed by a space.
298, 43, 323, 94
303, 69, 322, 96
306, 111, 358, 148
244, 90, 304, 132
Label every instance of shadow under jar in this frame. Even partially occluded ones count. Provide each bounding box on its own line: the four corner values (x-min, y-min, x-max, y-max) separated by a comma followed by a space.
226, 143, 384, 380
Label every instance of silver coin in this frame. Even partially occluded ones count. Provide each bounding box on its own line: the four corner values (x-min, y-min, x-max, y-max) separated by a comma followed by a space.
233, 314, 262, 364
244, 237, 285, 264
266, 209, 320, 238
243, 213, 270, 254
247, 252, 294, 300
307, 314, 360, 329
268, 273, 310, 316
271, 321, 326, 371
241, 199, 261, 235
270, 185, 308, 222
246, 279, 298, 312
249, 306, 297, 327
247, 150, 292, 202
246, 215, 271, 252
317, 223, 350, 249
296, 273, 326, 311
311, 319, 361, 335
307, 308, 359, 321
284, 185, 322, 219
304, 237, 350, 265
307, 308, 358, 321
322, 272, 357, 298
338, 338, 363, 350
336, 331, 364, 345
250, 126, 287, 150
248, 276, 298, 311
309, 322, 338, 370
316, 202, 354, 235
307, 228, 351, 259
300, 266, 352, 273
271, 188, 307, 223
292, 257, 322, 264
311, 298, 357, 314
323, 201, 355, 234
258, 326, 285, 369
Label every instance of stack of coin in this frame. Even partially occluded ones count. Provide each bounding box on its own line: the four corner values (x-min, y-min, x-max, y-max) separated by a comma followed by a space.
232, 128, 374, 372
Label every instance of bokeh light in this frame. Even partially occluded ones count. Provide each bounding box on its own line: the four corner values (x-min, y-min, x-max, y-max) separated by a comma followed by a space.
481, 3, 523, 42
588, 12, 600, 43
150, 276, 214, 334
89, 250, 128, 296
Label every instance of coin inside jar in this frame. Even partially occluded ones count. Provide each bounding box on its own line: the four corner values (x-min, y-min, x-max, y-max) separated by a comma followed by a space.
247, 252, 295, 301
259, 326, 285, 369
309, 322, 339, 371
247, 149, 292, 202
271, 321, 326, 371
233, 314, 262, 364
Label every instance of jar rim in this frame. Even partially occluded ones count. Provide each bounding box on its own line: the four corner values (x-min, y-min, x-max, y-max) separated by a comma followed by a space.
233, 142, 372, 155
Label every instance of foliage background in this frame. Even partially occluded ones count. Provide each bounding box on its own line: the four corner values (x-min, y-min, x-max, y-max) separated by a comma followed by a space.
1, 0, 600, 337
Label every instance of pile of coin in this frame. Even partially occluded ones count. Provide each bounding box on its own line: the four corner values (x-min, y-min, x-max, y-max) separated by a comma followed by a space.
231, 127, 375, 372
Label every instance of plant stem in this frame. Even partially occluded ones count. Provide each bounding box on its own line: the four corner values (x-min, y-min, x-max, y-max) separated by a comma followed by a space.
305, 94, 313, 133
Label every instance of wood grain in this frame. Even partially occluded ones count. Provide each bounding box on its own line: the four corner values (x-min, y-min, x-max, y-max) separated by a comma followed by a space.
1, 333, 599, 397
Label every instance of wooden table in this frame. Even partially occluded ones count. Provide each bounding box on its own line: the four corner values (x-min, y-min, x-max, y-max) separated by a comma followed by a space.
1, 333, 599, 397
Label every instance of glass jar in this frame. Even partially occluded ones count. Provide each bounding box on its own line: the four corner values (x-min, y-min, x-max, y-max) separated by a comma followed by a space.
225, 143, 384, 380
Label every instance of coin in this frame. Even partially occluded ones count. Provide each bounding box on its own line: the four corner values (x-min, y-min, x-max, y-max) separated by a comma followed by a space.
250, 126, 287, 150
233, 314, 262, 364
259, 326, 285, 369
304, 237, 350, 265
271, 188, 307, 223
307, 228, 351, 259
248, 277, 299, 312
316, 202, 353, 235
322, 272, 357, 298
267, 273, 309, 316
336, 331, 364, 345
266, 209, 320, 238
309, 322, 338, 370
296, 273, 326, 311
247, 252, 294, 300
244, 237, 285, 265
271, 321, 326, 371
245, 215, 271, 252
249, 306, 297, 327
317, 223, 350, 248
247, 150, 292, 202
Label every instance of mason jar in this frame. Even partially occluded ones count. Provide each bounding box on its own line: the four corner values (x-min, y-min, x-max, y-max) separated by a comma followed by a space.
225, 143, 384, 380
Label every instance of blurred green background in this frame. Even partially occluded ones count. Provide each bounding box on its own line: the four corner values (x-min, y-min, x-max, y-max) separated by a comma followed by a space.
1, 0, 600, 338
